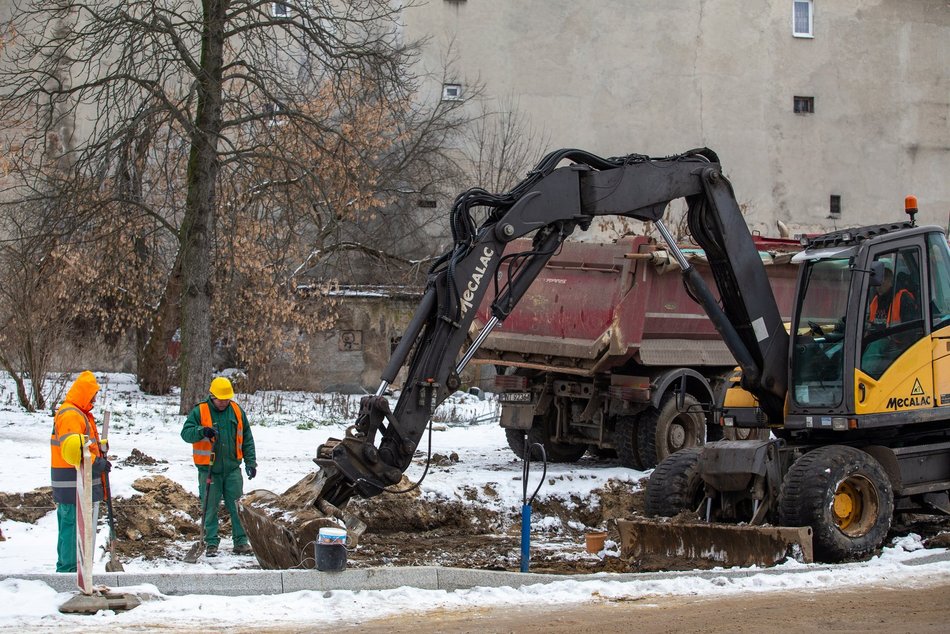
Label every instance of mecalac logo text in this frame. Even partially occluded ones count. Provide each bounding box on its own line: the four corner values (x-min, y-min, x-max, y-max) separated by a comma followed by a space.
886, 395, 932, 410
459, 246, 495, 317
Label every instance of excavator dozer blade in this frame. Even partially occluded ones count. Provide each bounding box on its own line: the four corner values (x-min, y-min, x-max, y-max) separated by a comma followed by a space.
236, 469, 367, 570
616, 519, 813, 571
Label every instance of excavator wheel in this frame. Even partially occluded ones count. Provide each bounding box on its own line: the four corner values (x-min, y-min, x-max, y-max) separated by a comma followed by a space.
637, 394, 706, 469
644, 447, 705, 517
614, 414, 645, 470
778, 445, 894, 563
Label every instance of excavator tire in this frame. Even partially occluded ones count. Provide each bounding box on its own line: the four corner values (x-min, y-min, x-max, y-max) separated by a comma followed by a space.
644, 447, 704, 517
504, 421, 587, 463
614, 414, 645, 470
637, 394, 706, 469
778, 445, 894, 563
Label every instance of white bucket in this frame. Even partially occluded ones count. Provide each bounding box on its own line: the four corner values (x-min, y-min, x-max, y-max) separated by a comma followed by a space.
317, 527, 347, 545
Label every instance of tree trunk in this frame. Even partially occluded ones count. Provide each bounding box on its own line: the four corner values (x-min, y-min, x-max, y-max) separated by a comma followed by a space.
0, 354, 34, 412
138, 252, 183, 395
178, 1, 227, 414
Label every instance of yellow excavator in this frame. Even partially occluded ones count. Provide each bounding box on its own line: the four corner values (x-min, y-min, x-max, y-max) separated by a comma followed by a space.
239, 148, 950, 568
637, 197, 950, 564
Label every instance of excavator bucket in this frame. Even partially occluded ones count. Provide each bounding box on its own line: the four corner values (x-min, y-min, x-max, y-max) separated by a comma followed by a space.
616, 519, 813, 571
236, 469, 367, 570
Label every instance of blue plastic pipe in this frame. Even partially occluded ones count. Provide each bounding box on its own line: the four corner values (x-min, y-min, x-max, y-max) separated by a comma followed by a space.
520, 504, 531, 572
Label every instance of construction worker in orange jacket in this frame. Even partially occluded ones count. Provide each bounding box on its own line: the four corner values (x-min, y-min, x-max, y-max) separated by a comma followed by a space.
180, 377, 257, 557
50, 371, 111, 572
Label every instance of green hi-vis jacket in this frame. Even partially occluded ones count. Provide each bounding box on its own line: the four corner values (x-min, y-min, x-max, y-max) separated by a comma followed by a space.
181, 397, 257, 475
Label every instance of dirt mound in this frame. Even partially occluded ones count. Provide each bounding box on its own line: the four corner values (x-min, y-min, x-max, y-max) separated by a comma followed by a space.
122, 448, 167, 467
110, 475, 208, 559
0, 488, 54, 523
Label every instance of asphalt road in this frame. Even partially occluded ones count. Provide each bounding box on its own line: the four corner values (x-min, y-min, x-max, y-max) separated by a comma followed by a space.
338, 581, 950, 634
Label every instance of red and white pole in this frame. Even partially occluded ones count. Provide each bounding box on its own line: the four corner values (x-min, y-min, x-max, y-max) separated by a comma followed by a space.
76, 437, 94, 595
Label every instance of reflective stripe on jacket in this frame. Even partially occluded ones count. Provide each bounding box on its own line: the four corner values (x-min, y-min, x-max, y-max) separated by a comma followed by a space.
192, 401, 244, 465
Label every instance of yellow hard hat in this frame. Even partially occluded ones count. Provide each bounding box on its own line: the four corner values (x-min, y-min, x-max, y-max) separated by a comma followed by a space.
209, 377, 234, 400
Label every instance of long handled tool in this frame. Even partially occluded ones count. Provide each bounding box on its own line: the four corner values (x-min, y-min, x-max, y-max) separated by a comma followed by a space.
102, 470, 125, 572
184, 457, 214, 564
98, 410, 124, 572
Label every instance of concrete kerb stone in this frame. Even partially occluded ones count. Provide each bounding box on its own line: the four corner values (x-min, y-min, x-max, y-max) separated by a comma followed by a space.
5, 550, 949, 598
281, 566, 440, 593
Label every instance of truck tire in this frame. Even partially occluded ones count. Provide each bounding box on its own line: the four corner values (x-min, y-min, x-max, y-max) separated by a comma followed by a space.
504, 423, 588, 463
723, 426, 771, 441
644, 447, 704, 517
614, 415, 644, 470
637, 394, 706, 469
777, 446, 894, 563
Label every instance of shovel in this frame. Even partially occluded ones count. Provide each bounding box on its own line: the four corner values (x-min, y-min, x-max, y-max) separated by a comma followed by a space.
184, 461, 214, 564
99, 411, 124, 572
102, 469, 125, 572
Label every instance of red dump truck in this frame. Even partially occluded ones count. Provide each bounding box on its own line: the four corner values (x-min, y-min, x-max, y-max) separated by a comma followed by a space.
470, 234, 801, 469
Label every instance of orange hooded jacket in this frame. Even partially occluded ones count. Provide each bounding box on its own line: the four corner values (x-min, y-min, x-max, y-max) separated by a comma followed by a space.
49, 371, 104, 504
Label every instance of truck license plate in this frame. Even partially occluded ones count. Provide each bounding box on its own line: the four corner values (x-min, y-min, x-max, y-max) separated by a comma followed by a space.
499, 392, 532, 403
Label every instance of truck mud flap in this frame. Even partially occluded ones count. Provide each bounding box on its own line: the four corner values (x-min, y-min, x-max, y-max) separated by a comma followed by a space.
616, 518, 813, 570
236, 470, 367, 570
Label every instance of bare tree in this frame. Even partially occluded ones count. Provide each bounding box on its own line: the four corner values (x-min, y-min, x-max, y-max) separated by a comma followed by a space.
0, 0, 470, 411
460, 95, 550, 194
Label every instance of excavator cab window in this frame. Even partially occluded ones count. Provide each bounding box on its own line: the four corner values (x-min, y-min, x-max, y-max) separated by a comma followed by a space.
791, 256, 852, 408
860, 248, 924, 379
927, 234, 950, 331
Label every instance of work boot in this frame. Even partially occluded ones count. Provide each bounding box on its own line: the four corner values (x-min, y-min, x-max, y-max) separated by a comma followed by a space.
233, 543, 253, 555
205, 544, 218, 557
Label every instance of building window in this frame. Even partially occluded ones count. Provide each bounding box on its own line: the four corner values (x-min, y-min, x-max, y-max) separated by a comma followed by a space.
793, 1, 813, 38
442, 83, 463, 101
830, 195, 841, 218
272, 3, 290, 18
264, 101, 287, 125
793, 96, 814, 114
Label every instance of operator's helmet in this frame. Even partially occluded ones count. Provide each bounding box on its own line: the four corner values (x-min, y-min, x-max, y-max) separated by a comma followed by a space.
209, 377, 235, 400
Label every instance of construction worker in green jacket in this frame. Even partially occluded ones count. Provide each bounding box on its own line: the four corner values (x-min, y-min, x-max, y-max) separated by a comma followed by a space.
180, 377, 258, 556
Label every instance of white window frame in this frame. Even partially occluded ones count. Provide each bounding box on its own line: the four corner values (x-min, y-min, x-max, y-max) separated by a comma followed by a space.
264, 101, 288, 126
793, 1, 814, 38
272, 3, 290, 18
441, 83, 463, 102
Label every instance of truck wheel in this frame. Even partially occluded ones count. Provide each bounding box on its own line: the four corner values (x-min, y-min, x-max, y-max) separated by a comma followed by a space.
778, 446, 894, 563
614, 415, 644, 470
637, 394, 706, 469
723, 427, 771, 441
504, 423, 587, 463
644, 447, 704, 517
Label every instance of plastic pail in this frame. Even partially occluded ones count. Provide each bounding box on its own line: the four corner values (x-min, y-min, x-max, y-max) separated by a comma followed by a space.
315, 542, 347, 571
317, 527, 347, 544
585, 531, 608, 554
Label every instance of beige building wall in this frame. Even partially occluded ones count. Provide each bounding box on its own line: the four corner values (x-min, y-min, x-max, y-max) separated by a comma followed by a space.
402, 0, 950, 238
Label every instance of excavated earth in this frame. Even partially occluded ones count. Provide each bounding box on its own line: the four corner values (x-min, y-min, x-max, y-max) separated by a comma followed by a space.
2, 448, 949, 573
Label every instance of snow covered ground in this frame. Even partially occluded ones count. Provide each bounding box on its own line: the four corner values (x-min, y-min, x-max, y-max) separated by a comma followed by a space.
1, 372, 950, 631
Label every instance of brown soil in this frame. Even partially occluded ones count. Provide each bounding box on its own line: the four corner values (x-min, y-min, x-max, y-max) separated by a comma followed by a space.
2, 452, 949, 573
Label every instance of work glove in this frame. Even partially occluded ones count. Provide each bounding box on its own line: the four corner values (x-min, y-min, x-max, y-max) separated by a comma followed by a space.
246, 466, 257, 480
202, 427, 217, 440
91, 456, 112, 476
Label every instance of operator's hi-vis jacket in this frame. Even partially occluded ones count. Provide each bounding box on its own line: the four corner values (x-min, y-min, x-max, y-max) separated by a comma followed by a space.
181, 397, 256, 475
49, 371, 104, 504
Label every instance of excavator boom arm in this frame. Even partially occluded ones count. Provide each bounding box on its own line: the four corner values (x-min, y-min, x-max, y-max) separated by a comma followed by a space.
315, 148, 788, 507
